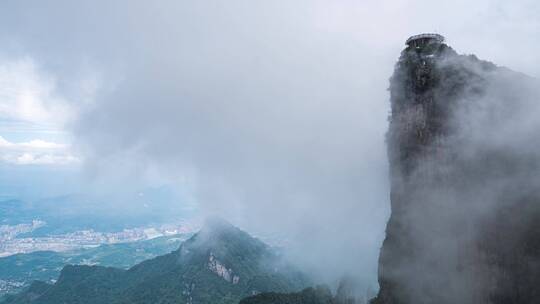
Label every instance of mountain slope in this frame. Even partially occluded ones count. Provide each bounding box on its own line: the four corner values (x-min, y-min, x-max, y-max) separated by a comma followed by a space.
239, 286, 335, 304
0, 234, 188, 296
239, 275, 369, 304
1, 281, 52, 304
2, 219, 309, 304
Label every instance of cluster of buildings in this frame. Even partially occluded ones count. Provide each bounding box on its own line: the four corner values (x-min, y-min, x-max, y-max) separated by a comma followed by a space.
0, 220, 196, 258
0, 279, 25, 295
0, 220, 45, 242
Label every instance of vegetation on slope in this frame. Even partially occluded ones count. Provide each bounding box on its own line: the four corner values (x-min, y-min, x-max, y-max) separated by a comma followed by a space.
2, 219, 309, 304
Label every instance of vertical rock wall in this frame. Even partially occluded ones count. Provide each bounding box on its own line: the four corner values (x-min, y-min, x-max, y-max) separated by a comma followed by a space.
375, 39, 540, 304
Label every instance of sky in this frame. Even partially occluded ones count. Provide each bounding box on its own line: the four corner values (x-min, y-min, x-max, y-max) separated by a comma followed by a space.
1, 0, 539, 289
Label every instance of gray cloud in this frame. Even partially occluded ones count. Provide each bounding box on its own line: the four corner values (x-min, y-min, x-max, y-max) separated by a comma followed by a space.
2, 0, 540, 293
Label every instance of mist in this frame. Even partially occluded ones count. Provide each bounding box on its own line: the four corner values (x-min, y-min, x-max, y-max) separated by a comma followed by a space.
378, 44, 540, 303
2, 0, 540, 294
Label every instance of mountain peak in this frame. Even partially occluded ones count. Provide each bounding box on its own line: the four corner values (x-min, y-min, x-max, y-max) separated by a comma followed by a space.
200, 216, 237, 233
178, 217, 268, 262
192, 217, 259, 248
375, 36, 540, 304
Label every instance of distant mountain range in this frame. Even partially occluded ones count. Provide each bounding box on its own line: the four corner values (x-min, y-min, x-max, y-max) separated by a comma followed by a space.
1, 219, 310, 304
0, 188, 195, 236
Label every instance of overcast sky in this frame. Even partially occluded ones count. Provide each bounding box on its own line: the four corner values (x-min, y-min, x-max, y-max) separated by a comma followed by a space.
1, 0, 539, 288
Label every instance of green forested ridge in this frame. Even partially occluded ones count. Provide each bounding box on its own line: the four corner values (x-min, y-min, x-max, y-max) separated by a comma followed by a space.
239, 285, 366, 304
1, 219, 309, 304
239, 286, 334, 304
239, 275, 368, 304
0, 234, 188, 297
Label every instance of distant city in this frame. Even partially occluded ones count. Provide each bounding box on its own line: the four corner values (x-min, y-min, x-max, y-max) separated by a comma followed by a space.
0, 220, 198, 258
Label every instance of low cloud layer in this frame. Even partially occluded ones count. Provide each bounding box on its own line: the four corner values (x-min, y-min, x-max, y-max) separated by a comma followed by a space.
1, 0, 540, 292
0, 135, 77, 165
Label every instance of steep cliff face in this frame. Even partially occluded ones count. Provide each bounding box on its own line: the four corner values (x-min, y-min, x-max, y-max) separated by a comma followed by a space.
375, 38, 540, 304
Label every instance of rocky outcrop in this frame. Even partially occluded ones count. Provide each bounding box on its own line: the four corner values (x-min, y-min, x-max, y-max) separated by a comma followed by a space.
208, 252, 240, 284
374, 37, 540, 304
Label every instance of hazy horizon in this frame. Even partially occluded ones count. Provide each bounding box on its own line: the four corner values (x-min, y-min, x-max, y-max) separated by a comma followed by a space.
1, 0, 540, 293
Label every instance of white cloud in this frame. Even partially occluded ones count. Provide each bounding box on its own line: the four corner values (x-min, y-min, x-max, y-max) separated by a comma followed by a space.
0, 57, 77, 138
0, 135, 78, 165
0, 55, 94, 166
